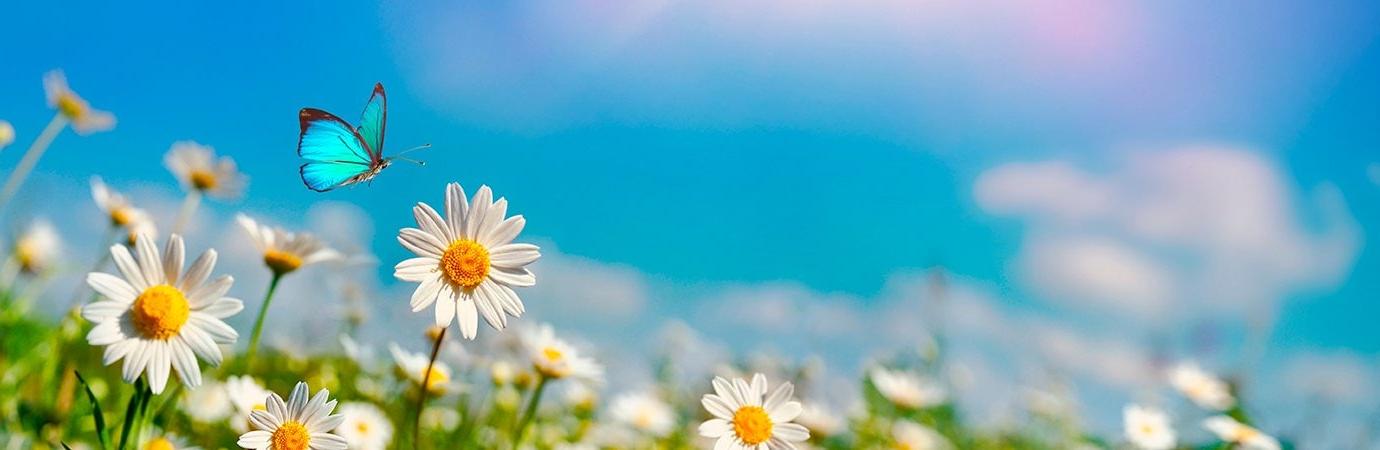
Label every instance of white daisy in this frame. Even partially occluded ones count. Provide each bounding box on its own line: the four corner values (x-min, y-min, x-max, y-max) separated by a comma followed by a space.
236, 382, 348, 450
13, 218, 61, 274
1169, 362, 1234, 410
1123, 404, 1175, 450
870, 368, 947, 409
81, 233, 243, 394
610, 392, 674, 437
523, 324, 603, 382
390, 343, 453, 394
796, 402, 844, 438
236, 214, 339, 276
490, 360, 517, 386
564, 382, 598, 411
333, 402, 393, 450
165, 141, 246, 198
892, 420, 953, 450
44, 70, 116, 134
227, 375, 272, 432
699, 373, 809, 450
91, 176, 153, 229
1203, 416, 1280, 450
394, 182, 540, 339
0, 120, 13, 149
181, 379, 232, 423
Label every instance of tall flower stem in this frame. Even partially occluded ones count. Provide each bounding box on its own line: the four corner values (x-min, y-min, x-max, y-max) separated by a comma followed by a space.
64, 224, 119, 312
413, 327, 447, 450
242, 272, 283, 371
512, 374, 549, 450
116, 377, 152, 450
171, 190, 201, 235
0, 114, 66, 215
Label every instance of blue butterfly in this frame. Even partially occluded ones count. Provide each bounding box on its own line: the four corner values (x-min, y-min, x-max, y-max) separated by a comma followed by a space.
297, 83, 428, 192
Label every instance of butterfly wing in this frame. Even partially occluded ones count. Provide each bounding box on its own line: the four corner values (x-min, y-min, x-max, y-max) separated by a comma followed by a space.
357, 83, 386, 160
298, 108, 374, 192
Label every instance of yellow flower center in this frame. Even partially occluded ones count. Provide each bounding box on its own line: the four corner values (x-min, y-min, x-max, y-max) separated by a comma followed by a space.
1231, 426, 1261, 443
424, 366, 449, 392
111, 207, 133, 226
15, 242, 40, 273
542, 346, 564, 362
263, 249, 303, 275
131, 284, 191, 340
439, 239, 489, 289
189, 169, 218, 190
270, 421, 311, 450
732, 405, 774, 445
356, 421, 370, 434
144, 437, 176, 450
56, 93, 87, 119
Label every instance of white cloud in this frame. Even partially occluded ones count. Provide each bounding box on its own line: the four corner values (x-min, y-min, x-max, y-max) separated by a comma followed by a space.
1020, 236, 1172, 316
525, 246, 651, 323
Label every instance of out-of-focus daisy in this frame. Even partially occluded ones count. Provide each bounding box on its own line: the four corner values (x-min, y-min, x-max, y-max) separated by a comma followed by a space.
333, 402, 393, 450
390, 343, 453, 394
236, 381, 347, 450
13, 218, 61, 275
0, 120, 13, 149
421, 406, 460, 430
90, 177, 153, 230
1169, 362, 1234, 410
165, 141, 246, 199
44, 70, 115, 134
490, 360, 517, 386
699, 374, 809, 449
870, 368, 947, 409
564, 383, 598, 412
236, 214, 339, 276
892, 420, 953, 450
394, 183, 540, 339
226, 375, 271, 432
140, 430, 200, 450
181, 379, 232, 423
1202, 416, 1280, 450
81, 234, 242, 393
610, 392, 674, 437
1123, 404, 1174, 450
524, 324, 603, 383
796, 402, 844, 438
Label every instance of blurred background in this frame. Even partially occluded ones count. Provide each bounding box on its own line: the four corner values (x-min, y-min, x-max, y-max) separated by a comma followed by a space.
2, 0, 1378, 447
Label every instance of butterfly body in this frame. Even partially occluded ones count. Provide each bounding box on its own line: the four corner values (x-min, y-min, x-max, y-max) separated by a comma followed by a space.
297, 83, 421, 192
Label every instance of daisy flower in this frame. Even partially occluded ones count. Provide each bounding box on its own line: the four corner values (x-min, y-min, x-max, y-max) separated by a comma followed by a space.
227, 375, 272, 432
394, 183, 540, 339
44, 70, 116, 134
892, 420, 953, 450
870, 368, 947, 409
333, 402, 393, 450
524, 324, 603, 382
564, 383, 598, 411
124, 213, 159, 246
610, 392, 675, 437
1202, 416, 1280, 450
1123, 404, 1175, 450
1169, 362, 1234, 410
699, 373, 809, 450
0, 120, 13, 149
181, 379, 233, 423
390, 343, 453, 394
91, 176, 153, 229
236, 382, 348, 450
236, 214, 339, 276
796, 402, 844, 438
165, 141, 246, 198
81, 233, 242, 394
13, 218, 61, 274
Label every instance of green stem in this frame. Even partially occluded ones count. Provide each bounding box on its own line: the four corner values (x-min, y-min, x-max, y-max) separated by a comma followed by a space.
512, 375, 548, 450
116, 378, 149, 450
0, 113, 66, 216
413, 327, 447, 450
243, 273, 283, 371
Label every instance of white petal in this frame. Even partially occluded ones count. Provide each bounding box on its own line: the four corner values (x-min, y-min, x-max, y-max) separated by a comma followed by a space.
394, 257, 439, 282
309, 433, 348, 450
310, 413, 346, 432
199, 297, 244, 319
179, 250, 217, 293
481, 215, 525, 248
765, 381, 793, 411
487, 267, 535, 287
87, 273, 137, 303
487, 243, 540, 269
135, 234, 164, 287
474, 282, 506, 330
769, 401, 802, 423
398, 228, 445, 257
702, 394, 735, 419
773, 423, 809, 442
178, 325, 222, 366
464, 186, 492, 240
188, 315, 238, 343
699, 418, 732, 437
410, 277, 443, 312
146, 341, 171, 394
86, 320, 126, 346
248, 410, 280, 431
168, 339, 202, 388
433, 292, 456, 328
163, 235, 185, 286
111, 245, 147, 290
267, 392, 288, 422
103, 339, 138, 366
82, 300, 130, 322
237, 430, 272, 448
122, 342, 151, 383
288, 382, 310, 421
456, 292, 479, 340
413, 203, 451, 244
188, 275, 233, 308
445, 182, 468, 241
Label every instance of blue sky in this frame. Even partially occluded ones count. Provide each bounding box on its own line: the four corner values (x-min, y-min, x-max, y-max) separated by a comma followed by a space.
4, 0, 1380, 440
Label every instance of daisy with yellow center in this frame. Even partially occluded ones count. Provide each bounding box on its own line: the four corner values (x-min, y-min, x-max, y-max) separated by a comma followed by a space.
91, 176, 154, 229
180, 379, 232, 424
1123, 404, 1174, 450
699, 373, 809, 449
394, 182, 540, 340
1202, 416, 1280, 450
236, 382, 348, 450
870, 368, 947, 410
140, 431, 200, 450
1169, 362, 1234, 411
236, 214, 339, 366
80, 233, 243, 394
892, 420, 953, 450
226, 375, 271, 433
333, 402, 393, 450
524, 324, 604, 382
610, 392, 675, 437
390, 343, 454, 394
12, 218, 61, 275
0, 71, 115, 215
164, 141, 246, 233
796, 402, 845, 438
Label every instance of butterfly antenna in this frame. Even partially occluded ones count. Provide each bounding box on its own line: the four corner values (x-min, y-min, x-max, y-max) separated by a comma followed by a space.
396, 143, 432, 157
392, 156, 427, 166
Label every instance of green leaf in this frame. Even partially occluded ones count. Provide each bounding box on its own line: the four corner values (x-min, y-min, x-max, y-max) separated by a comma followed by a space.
75, 371, 109, 450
